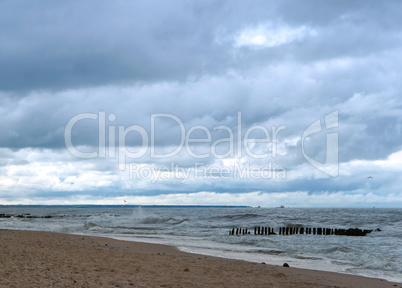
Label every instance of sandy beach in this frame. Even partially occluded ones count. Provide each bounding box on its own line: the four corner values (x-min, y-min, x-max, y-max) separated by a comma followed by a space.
0, 229, 400, 288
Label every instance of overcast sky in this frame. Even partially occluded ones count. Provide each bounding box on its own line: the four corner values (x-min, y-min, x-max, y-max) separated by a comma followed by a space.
1, 1, 401, 207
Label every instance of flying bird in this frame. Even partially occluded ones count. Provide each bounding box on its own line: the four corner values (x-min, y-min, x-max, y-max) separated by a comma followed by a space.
367, 176, 373, 180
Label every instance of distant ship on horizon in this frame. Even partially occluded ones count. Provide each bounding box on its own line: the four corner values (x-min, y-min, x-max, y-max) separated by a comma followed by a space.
276, 205, 285, 208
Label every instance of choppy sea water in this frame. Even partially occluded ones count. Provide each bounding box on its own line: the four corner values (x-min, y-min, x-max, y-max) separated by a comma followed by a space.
0, 206, 401, 282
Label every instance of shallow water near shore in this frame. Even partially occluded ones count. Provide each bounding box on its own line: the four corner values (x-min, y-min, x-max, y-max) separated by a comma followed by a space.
1, 206, 401, 282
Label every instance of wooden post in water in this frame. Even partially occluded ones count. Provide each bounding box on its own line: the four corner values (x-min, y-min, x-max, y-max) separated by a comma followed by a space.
229, 225, 375, 237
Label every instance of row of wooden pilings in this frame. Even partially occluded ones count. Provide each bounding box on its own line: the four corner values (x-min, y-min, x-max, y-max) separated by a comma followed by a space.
229, 226, 377, 236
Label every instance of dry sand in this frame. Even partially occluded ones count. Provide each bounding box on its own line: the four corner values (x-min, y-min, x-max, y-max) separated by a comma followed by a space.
0, 229, 400, 288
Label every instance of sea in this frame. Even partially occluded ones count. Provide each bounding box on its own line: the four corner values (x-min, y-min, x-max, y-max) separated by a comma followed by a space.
0, 206, 401, 282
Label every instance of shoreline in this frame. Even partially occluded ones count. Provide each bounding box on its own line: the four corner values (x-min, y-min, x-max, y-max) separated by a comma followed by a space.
1, 229, 400, 287
109, 234, 397, 282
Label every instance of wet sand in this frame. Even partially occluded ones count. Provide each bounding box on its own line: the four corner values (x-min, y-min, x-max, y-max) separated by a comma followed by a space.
0, 229, 400, 287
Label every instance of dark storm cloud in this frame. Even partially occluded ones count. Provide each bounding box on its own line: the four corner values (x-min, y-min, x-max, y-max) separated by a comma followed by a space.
1, 1, 402, 92
0, 1, 233, 92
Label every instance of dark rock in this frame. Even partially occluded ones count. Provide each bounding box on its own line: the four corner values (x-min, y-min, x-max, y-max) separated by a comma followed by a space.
283, 263, 290, 267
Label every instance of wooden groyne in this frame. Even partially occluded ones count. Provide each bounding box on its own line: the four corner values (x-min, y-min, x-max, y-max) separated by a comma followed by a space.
229, 226, 380, 236
0, 213, 54, 219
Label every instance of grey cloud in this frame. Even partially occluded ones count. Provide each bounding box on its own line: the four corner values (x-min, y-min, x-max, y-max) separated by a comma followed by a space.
1, 56, 401, 166
2, 1, 402, 92
0, 1, 233, 92
1, 1, 402, 204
